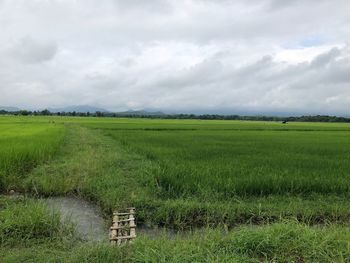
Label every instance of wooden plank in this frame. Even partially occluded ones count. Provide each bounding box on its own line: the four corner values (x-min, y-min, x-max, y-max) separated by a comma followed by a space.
111, 213, 119, 245
130, 227, 136, 237
129, 212, 136, 238
110, 226, 132, 230
110, 208, 136, 245
110, 235, 136, 240
113, 212, 130, 216
118, 218, 133, 222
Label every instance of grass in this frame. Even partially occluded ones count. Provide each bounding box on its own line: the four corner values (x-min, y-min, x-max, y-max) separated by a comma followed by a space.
103, 127, 350, 198
0, 118, 64, 192
20, 121, 350, 228
24, 124, 154, 213
2, 202, 350, 263
217, 221, 350, 262
0, 196, 75, 247
2, 116, 350, 261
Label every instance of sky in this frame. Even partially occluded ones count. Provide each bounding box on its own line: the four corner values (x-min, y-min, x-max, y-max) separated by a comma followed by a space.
0, 0, 350, 115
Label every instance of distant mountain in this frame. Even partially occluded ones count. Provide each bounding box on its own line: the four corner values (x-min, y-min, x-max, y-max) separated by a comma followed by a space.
48, 105, 108, 113
0, 106, 20, 112
116, 110, 165, 116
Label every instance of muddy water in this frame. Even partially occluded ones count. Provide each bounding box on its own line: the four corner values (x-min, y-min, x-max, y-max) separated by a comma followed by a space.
45, 196, 190, 242
45, 197, 109, 242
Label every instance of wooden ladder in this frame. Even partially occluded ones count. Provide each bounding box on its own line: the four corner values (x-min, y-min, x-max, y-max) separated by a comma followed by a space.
110, 207, 136, 245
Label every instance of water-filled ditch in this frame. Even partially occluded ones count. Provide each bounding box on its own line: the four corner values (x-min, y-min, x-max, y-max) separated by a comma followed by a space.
45, 196, 184, 242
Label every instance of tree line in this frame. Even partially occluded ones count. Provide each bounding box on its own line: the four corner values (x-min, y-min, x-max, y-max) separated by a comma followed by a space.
1, 109, 350, 123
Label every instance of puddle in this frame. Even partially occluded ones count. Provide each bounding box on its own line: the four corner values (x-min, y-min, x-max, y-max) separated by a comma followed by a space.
45, 197, 108, 242
45, 196, 203, 242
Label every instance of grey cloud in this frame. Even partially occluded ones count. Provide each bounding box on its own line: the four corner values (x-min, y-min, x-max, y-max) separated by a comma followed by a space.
112, 0, 173, 13
153, 58, 223, 90
268, 0, 322, 10
137, 46, 350, 113
0, 0, 348, 45
11, 37, 57, 63
321, 57, 350, 84
0, 0, 349, 115
310, 48, 341, 68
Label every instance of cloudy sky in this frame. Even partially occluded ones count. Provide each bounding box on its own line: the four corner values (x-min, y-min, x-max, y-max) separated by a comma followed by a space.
0, 0, 350, 115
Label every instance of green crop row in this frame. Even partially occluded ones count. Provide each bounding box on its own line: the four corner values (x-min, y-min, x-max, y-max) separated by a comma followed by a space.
105, 127, 350, 198
0, 120, 65, 192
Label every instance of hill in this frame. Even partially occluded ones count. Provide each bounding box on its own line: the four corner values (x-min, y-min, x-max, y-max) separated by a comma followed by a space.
48, 105, 108, 113
0, 106, 20, 112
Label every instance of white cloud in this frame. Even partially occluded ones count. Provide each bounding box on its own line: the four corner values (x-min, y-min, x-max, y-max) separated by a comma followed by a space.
0, 0, 349, 115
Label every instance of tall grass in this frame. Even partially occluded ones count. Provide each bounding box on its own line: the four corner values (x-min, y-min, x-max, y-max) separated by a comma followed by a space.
3, 218, 350, 262
0, 119, 65, 191
106, 127, 350, 198
0, 197, 75, 246
22, 123, 350, 228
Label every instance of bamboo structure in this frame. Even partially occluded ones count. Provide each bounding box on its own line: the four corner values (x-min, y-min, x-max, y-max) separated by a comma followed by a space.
110, 208, 136, 245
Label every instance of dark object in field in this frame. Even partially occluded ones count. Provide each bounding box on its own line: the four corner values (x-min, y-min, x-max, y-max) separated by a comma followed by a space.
110, 207, 136, 245
282, 120, 287, 124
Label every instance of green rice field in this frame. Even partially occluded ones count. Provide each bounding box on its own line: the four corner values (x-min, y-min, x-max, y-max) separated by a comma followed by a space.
2, 115, 350, 262
106, 125, 350, 197
0, 119, 64, 191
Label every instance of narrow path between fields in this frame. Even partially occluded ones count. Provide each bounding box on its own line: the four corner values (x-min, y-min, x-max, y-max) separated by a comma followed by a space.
26, 125, 173, 242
